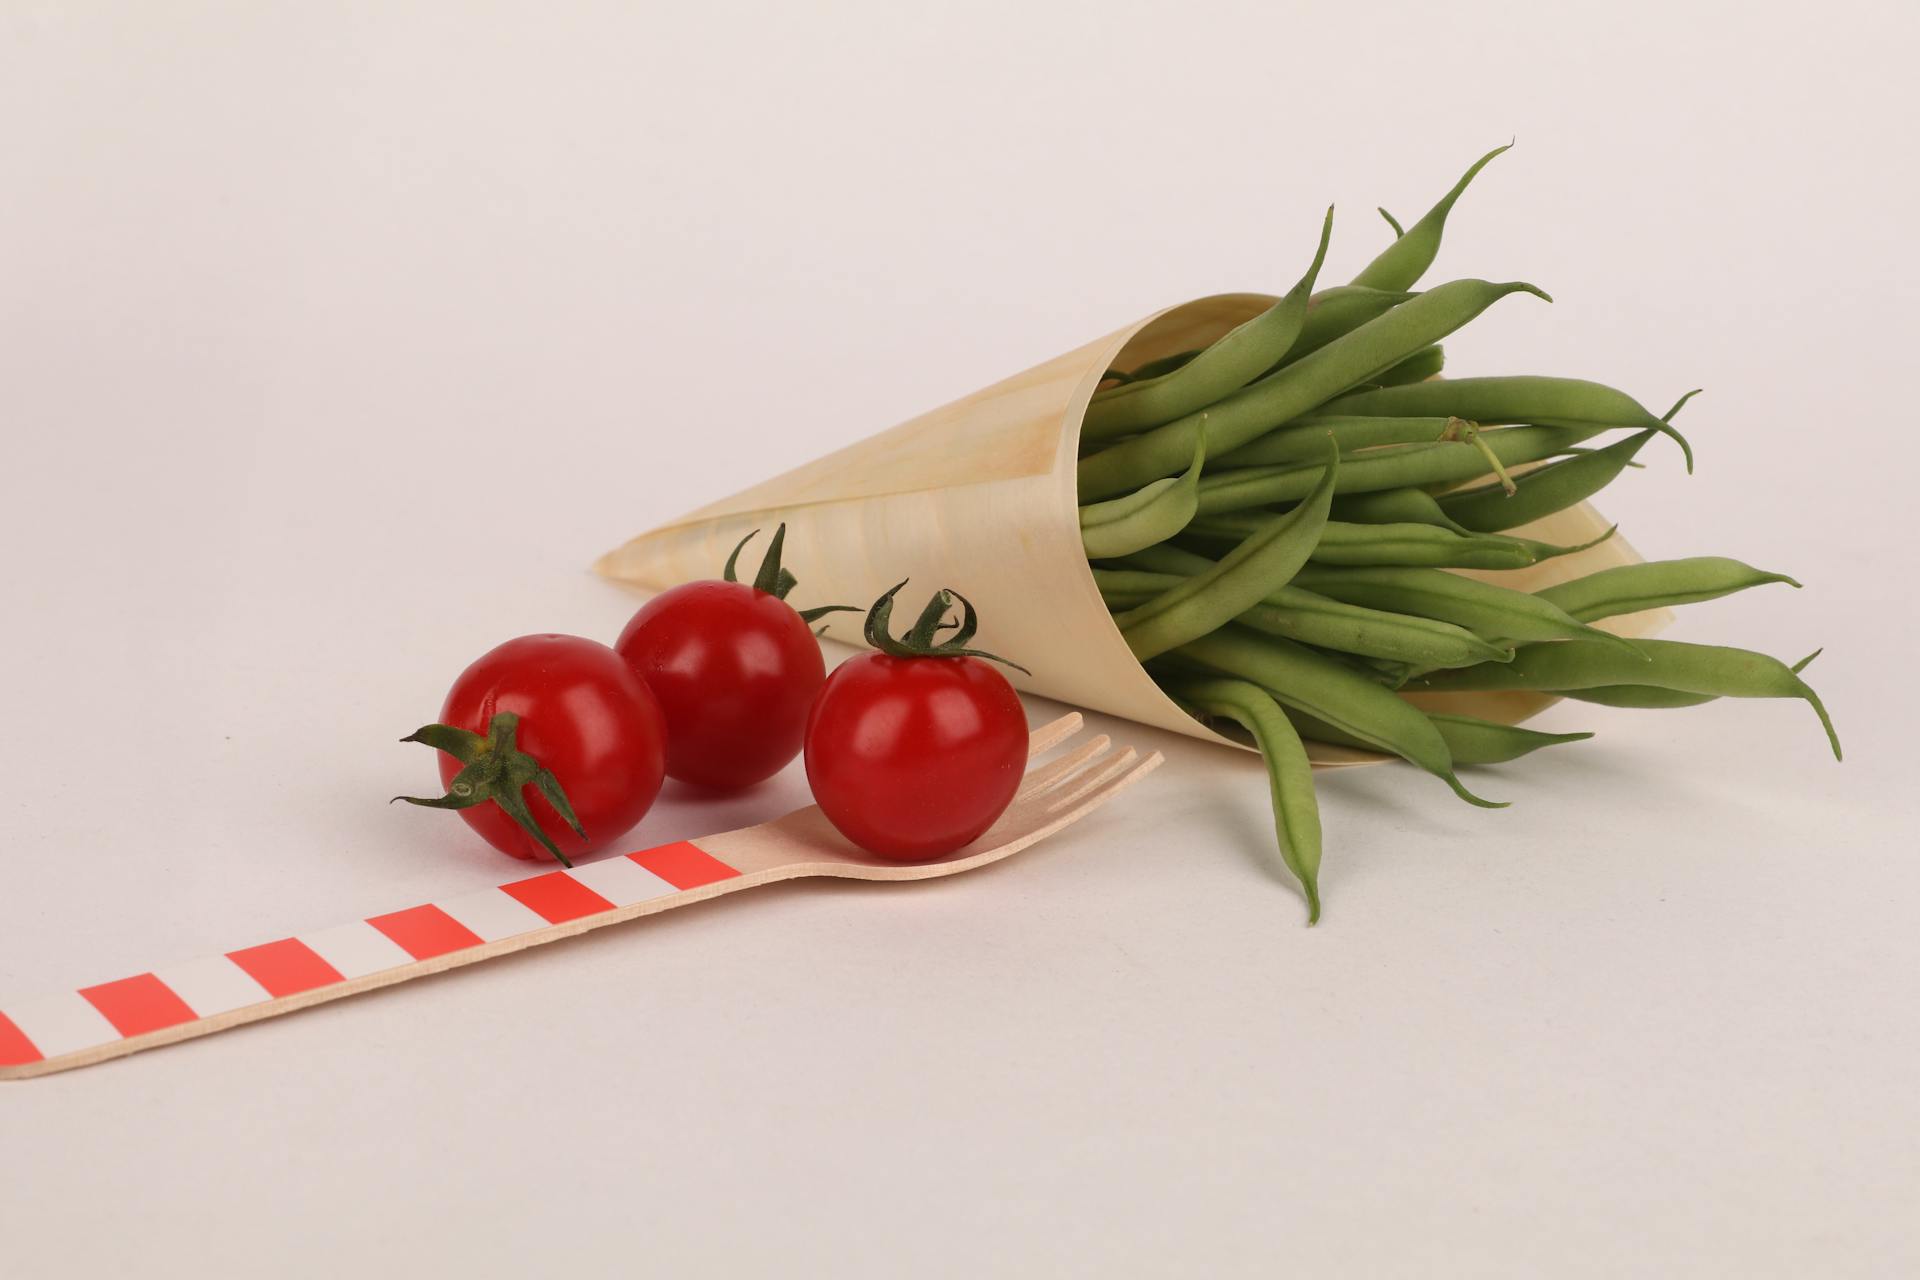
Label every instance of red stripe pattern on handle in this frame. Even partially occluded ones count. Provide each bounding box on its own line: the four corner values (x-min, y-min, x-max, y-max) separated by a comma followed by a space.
499, 871, 617, 924
79, 974, 200, 1038
0, 841, 739, 1071
367, 904, 485, 961
0, 1011, 41, 1067
634, 841, 742, 890
226, 939, 346, 998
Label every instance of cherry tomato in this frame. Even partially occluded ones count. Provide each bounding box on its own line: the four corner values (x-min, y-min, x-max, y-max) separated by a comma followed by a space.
805, 652, 1028, 861
411, 634, 666, 863
615, 525, 850, 792
617, 583, 824, 790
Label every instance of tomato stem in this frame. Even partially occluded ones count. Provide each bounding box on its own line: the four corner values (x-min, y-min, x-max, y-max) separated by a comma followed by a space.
393, 711, 585, 867
723, 523, 856, 625
862, 582, 1031, 674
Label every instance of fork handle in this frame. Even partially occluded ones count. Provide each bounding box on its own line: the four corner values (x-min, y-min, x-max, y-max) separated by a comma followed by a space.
0, 839, 767, 1081
2, 714, 1091, 1080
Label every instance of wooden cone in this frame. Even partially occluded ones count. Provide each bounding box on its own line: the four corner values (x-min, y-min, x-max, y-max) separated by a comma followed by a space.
596, 295, 1666, 765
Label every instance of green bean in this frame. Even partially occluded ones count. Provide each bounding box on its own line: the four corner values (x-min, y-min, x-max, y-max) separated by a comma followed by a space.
1178, 517, 1551, 570
1112, 346, 1203, 385
1534, 557, 1802, 623
1291, 564, 1643, 652
1091, 566, 1181, 601
1290, 694, 1605, 767
1437, 428, 1655, 532
1320, 374, 1694, 471
1330, 487, 1472, 533
1377, 208, 1405, 238
1213, 416, 1455, 468
1325, 374, 1661, 429
1165, 675, 1324, 922
1426, 713, 1595, 765
1178, 509, 1611, 572
1116, 541, 1222, 577
1078, 437, 1205, 559
1077, 279, 1551, 500
1083, 209, 1334, 440
1169, 628, 1504, 807
1115, 442, 1339, 661
1287, 693, 1599, 765
1327, 650, 1417, 687
1405, 638, 1841, 760
1278, 706, 1389, 754
1511, 524, 1622, 563
1095, 567, 1512, 669
1350, 142, 1511, 290
1119, 545, 1528, 665
1279, 286, 1418, 366
1195, 425, 1600, 515
1366, 343, 1445, 388
1559, 686, 1718, 709
1545, 444, 1646, 461
1241, 597, 1511, 668
1566, 648, 1823, 710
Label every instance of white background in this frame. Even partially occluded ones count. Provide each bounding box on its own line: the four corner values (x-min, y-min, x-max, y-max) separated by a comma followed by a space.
3, 2, 1916, 1275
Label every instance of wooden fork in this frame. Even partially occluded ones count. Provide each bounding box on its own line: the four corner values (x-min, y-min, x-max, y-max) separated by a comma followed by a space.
0, 713, 1159, 1079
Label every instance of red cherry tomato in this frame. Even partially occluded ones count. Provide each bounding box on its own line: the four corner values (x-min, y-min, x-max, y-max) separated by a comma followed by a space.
804, 652, 1028, 860
429, 634, 666, 862
616, 580, 825, 790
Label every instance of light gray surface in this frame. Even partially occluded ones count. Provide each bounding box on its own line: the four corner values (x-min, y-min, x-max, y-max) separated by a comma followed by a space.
2, 2, 1915, 1275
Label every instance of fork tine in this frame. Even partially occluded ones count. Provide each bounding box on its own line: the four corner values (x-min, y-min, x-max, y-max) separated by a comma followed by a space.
1042, 747, 1139, 814
1025, 713, 1083, 758
983, 751, 1166, 860
1046, 752, 1165, 826
1016, 734, 1111, 800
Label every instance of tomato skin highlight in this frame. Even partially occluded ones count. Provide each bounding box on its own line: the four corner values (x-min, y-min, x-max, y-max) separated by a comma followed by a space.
437, 634, 666, 861
616, 581, 826, 791
803, 653, 1028, 861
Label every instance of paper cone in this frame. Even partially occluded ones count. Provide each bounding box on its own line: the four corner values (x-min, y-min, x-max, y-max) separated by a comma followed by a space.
596, 294, 1667, 766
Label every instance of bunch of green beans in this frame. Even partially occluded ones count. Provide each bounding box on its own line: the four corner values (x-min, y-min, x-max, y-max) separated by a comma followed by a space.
1077, 147, 1839, 923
